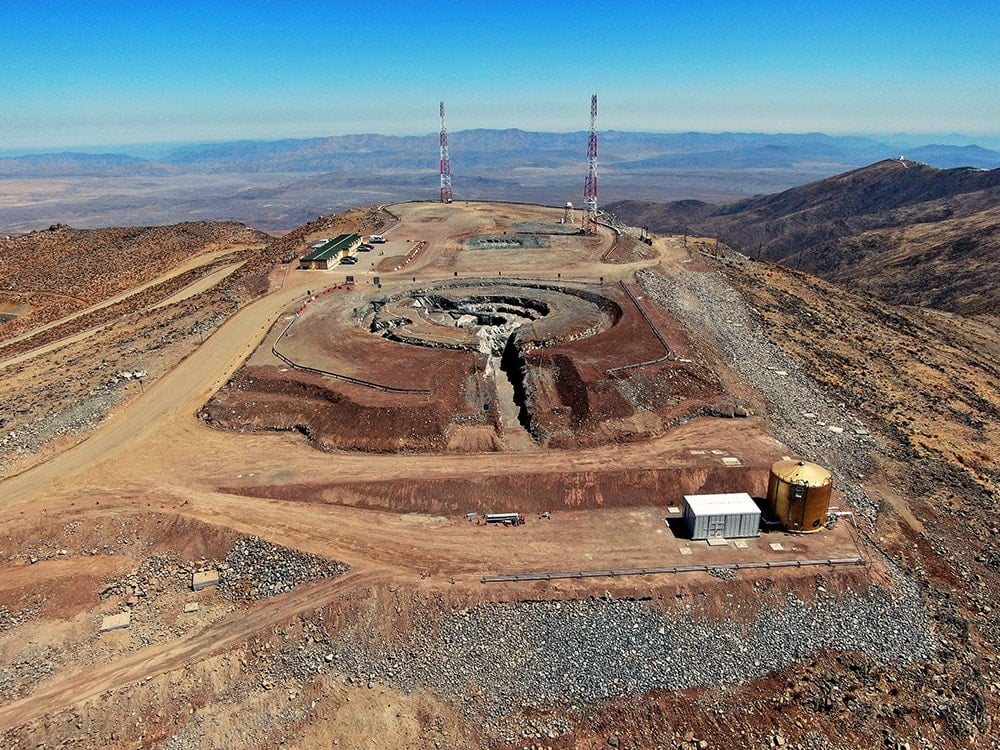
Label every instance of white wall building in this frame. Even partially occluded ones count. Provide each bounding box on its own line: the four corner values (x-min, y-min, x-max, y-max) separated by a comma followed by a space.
683, 493, 761, 540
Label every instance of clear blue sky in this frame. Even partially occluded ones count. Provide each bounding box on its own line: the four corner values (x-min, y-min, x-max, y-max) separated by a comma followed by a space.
3, 0, 998, 151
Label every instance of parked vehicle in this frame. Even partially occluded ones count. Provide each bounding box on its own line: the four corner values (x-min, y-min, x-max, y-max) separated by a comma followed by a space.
369, 235, 387, 243
341, 256, 358, 265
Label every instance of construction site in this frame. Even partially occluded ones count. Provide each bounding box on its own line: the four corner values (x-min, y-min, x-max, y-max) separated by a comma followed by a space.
0, 97, 994, 750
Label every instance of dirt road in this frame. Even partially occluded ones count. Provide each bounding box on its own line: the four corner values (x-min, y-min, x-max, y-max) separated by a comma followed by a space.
0, 569, 377, 731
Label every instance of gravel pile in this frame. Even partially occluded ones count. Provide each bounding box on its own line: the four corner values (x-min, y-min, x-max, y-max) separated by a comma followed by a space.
0, 605, 34, 633
0, 386, 118, 470
249, 576, 934, 739
636, 265, 879, 519
218, 536, 349, 602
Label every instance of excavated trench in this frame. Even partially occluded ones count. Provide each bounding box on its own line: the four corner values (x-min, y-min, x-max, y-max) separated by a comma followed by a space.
371, 294, 551, 355
499, 332, 533, 433
366, 282, 619, 352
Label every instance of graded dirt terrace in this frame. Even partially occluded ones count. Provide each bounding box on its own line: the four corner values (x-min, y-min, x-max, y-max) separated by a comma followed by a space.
1, 201, 993, 750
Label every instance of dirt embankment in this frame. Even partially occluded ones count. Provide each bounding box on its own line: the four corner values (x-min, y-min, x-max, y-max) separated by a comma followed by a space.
202, 363, 481, 452
221, 464, 770, 515
204, 271, 731, 454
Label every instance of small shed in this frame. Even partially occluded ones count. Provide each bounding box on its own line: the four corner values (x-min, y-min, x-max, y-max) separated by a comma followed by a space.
683, 492, 760, 540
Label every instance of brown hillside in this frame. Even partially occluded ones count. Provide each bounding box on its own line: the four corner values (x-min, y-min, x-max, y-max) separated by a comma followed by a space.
0, 222, 271, 336
608, 159, 1000, 315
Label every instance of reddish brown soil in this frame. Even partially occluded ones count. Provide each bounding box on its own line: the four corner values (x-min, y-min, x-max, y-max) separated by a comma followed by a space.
205, 364, 475, 452
1, 201, 996, 749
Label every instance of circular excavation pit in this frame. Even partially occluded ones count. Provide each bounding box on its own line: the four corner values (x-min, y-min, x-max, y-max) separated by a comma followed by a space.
365, 280, 621, 355
204, 274, 724, 455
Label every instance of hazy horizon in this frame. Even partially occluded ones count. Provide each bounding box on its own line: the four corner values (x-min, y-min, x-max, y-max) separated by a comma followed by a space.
3, 128, 1000, 161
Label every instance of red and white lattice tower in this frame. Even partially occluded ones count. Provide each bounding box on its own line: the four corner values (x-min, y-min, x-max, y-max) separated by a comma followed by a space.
439, 101, 453, 203
583, 94, 598, 221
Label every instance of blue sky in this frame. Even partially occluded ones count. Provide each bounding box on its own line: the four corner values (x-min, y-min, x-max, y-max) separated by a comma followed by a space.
3, 0, 999, 151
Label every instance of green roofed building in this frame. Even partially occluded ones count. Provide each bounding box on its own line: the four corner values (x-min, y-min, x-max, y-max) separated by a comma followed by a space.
300, 233, 362, 270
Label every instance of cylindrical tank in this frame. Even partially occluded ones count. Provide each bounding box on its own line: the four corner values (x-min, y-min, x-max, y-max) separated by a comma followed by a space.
767, 459, 833, 533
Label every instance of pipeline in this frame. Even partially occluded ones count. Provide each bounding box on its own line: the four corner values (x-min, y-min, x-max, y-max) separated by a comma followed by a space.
481, 556, 865, 583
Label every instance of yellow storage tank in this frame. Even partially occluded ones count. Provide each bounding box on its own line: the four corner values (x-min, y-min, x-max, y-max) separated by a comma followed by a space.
767, 459, 833, 533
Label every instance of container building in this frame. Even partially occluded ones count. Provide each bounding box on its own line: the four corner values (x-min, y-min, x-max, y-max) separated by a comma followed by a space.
682, 493, 760, 540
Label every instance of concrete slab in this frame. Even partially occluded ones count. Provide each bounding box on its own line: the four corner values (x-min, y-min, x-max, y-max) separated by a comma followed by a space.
183, 602, 200, 614
706, 537, 730, 547
721, 457, 742, 466
667, 506, 681, 515
100, 612, 131, 632
191, 570, 219, 591
769, 542, 785, 551
679, 546, 692, 556
734, 540, 749, 549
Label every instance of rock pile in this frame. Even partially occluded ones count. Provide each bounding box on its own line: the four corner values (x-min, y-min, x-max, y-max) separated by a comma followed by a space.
218, 536, 349, 602
97, 536, 348, 609
99, 553, 187, 603
0, 386, 117, 463
252, 577, 936, 740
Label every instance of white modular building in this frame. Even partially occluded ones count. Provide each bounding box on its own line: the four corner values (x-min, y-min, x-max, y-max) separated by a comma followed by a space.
683, 492, 761, 540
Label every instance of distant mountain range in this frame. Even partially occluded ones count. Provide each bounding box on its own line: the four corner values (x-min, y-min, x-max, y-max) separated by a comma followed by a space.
2, 130, 999, 234
3, 130, 1000, 178
607, 159, 1000, 316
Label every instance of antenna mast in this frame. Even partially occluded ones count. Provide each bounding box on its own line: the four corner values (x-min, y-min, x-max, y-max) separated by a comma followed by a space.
583, 94, 598, 222
439, 101, 453, 203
